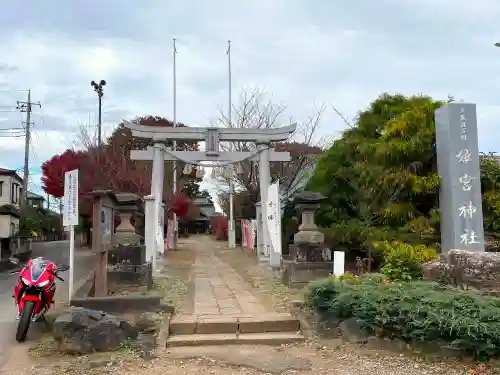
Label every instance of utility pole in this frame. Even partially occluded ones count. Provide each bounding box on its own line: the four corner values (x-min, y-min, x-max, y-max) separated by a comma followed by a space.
59, 198, 64, 238
227, 40, 236, 248
90, 80, 106, 147
172, 38, 178, 250
16, 90, 41, 209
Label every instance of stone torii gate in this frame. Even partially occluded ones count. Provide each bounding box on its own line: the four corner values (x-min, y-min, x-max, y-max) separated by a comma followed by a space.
124, 121, 296, 268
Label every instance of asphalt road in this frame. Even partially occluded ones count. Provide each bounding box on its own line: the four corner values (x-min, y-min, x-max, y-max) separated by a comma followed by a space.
0, 241, 96, 370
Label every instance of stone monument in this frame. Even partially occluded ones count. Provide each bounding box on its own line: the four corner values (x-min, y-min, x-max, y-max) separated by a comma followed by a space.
422, 103, 491, 287
281, 191, 332, 287
435, 102, 484, 254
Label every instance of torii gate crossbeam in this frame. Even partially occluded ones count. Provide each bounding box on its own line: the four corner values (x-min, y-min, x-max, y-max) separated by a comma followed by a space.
124, 120, 296, 142
131, 149, 291, 162
125, 120, 295, 268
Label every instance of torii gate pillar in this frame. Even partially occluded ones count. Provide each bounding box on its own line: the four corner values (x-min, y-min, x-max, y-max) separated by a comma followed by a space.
125, 120, 296, 260
151, 144, 165, 253
257, 143, 271, 263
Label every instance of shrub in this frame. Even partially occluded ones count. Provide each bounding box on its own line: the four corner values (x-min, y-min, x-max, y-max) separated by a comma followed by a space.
305, 277, 500, 360
359, 272, 390, 284
374, 241, 438, 281
211, 216, 228, 241
328, 272, 360, 282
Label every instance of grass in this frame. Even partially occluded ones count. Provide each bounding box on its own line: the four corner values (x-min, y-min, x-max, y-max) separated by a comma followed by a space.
155, 247, 196, 314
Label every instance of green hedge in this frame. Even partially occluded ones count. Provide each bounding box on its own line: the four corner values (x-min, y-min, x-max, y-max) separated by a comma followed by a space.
305, 275, 500, 360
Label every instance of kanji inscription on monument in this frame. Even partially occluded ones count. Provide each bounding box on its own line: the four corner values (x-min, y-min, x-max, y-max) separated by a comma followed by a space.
435, 102, 484, 253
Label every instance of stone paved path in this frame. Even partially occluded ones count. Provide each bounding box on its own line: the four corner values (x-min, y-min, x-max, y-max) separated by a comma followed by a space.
189, 236, 269, 316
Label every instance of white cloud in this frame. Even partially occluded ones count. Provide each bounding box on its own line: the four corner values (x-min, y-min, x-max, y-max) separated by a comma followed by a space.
0, 0, 499, 201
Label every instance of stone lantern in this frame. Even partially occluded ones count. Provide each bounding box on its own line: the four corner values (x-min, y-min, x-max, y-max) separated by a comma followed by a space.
292, 191, 327, 261
281, 190, 332, 287
114, 193, 142, 246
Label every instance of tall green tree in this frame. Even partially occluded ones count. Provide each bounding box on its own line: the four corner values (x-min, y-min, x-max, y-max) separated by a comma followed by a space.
309, 93, 500, 260
308, 94, 444, 262
480, 155, 500, 243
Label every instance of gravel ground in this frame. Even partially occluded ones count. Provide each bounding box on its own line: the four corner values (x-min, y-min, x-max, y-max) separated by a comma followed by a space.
7, 238, 500, 374
11, 341, 500, 375
3, 243, 198, 374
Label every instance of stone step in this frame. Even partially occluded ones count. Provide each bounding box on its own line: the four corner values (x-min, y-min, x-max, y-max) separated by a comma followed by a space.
169, 313, 300, 335
167, 332, 305, 347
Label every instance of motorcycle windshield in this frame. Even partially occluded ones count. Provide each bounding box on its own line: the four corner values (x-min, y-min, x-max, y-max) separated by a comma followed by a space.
31, 258, 48, 281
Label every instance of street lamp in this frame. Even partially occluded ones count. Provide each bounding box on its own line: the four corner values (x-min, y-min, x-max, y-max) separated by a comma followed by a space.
90, 80, 106, 147
494, 42, 500, 48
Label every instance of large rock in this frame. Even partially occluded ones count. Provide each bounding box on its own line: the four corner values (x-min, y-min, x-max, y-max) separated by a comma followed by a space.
313, 311, 341, 338
338, 317, 369, 343
423, 249, 500, 294
422, 259, 449, 282
52, 307, 138, 354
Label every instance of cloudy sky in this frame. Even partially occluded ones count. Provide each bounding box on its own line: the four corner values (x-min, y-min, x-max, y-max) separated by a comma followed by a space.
1, 0, 500, 207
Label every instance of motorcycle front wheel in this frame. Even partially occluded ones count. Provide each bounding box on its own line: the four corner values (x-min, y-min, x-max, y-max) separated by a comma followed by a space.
16, 300, 36, 342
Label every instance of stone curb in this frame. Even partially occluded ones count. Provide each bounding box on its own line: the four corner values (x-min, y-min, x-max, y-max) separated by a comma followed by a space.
156, 312, 173, 353
289, 300, 315, 340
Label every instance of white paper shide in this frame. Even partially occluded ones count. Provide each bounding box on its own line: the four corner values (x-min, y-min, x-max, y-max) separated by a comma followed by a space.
266, 182, 281, 254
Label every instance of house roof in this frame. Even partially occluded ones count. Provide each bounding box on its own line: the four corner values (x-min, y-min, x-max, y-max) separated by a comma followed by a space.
0, 168, 23, 183
193, 197, 214, 206
27, 191, 45, 200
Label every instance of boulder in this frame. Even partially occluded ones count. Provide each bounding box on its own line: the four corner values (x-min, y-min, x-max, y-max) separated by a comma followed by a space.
135, 312, 160, 333
52, 307, 138, 354
423, 249, 500, 294
313, 311, 341, 338
338, 317, 369, 343
422, 259, 449, 282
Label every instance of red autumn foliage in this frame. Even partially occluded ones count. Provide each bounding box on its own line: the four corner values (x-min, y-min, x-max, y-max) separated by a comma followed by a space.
210, 215, 228, 241
41, 115, 199, 219
41, 149, 86, 198
169, 191, 190, 218
42, 147, 190, 218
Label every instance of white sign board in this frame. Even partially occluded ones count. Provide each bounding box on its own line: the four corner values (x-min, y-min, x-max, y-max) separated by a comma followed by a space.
63, 169, 79, 226
333, 251, 345, 276
63, 169, 79, 302
266, 182, 282, 254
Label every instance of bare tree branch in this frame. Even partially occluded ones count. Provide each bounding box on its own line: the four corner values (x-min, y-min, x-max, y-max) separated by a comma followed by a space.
332, 104, 354, 129
212, 87, 325, 208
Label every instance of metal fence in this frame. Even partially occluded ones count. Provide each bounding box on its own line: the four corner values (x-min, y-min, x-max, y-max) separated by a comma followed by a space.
30, 233, 63, 242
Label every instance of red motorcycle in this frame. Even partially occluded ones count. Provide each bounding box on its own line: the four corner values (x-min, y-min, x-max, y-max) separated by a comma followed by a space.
9, 256, 69, 342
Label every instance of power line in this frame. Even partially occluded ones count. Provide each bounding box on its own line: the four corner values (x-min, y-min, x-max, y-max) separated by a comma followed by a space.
29, 135, 40, 168
0, 127, 24, 131
0, 133, 25, 138
0, 89, 29, 93
28, 174, 43, 194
